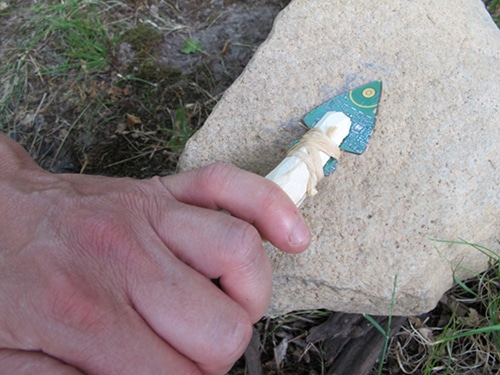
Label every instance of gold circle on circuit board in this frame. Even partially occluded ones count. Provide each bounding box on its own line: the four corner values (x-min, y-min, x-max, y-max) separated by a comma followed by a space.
362, 88, 376, 98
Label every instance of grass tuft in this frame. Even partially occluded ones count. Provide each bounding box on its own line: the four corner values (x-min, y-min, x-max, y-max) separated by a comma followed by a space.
29, 1, 117, 76
390, 241, 500, 374
0, 1, 213, 176
1, 0, 122, 129
484, 0, 500, 25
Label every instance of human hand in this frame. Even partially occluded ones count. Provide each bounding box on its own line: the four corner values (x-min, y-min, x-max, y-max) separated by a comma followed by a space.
0, 134, 310, 375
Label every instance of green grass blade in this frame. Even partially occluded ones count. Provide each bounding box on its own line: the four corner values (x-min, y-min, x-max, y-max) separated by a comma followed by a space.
434, 324, 500, 344
431, 238, 500, 261
453, 274, 479, 297
363, 314, 387, 336
489, 0, 500, 11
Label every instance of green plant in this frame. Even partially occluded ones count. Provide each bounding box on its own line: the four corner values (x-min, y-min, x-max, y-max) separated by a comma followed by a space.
0, 0, 125, 128
424, 240, 500, 373
28, 0, 119, 76
163, 105, 194, 153
486, 0, 500, 26
180, 38, 203, 54
364, 274, 398, 375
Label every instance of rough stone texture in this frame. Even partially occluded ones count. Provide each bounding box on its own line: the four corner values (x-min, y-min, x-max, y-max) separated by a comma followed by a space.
178, 0, 500, 315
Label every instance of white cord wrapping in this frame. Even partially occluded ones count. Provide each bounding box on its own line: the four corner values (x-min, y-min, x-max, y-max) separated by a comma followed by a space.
285, 126, 340, 196
265, 111, 351, 207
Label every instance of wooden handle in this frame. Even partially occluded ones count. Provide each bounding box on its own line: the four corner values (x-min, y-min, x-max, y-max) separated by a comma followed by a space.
266, 112, 351, 207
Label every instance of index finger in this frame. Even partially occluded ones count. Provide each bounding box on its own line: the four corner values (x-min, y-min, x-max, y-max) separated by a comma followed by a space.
161, 163, 311, 253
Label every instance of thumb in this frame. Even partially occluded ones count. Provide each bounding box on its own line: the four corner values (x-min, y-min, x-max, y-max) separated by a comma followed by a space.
0, 349, 84, 375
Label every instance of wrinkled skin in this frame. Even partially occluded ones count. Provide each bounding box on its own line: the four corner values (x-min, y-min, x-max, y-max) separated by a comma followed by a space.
0, 134, 310, 375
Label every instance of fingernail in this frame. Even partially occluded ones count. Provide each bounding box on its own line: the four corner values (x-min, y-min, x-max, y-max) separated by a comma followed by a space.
288, 218, 310, 247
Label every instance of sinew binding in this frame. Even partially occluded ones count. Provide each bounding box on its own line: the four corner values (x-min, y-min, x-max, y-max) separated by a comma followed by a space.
265, 81, 382, 207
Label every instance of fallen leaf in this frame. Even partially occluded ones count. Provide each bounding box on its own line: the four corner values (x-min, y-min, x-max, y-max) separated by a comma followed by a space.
274, 338, 288, 368
115, 123, 127, 134
108, 86, 124, 100
126, 113, 142, 127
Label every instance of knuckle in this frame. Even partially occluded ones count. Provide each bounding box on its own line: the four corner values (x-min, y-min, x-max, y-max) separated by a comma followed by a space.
116, 180, 164, 215
53, 210, 145, 290
207, 309, 253, 366
199, 162, 235, 181
223, 311, 253, 361
196, 162, 237, 195
65, 211, 135, 265
45, 271, 107, 333
222, 219, 264, 271
85, 213, 128, 248
262, 180, 286, 206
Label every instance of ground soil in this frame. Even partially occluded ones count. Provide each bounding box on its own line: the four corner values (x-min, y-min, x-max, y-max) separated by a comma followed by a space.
0, 0, 290, 177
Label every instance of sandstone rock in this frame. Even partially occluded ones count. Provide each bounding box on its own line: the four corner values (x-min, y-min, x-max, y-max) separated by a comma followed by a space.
178, 0, 500, 315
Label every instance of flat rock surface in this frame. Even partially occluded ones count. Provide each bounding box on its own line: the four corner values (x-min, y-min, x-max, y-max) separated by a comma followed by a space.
179, 0, 500, 315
